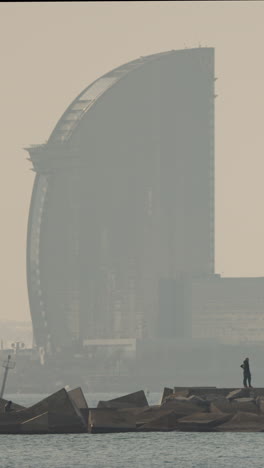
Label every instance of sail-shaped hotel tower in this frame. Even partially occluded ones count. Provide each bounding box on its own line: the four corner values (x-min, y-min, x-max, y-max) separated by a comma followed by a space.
26, 48, 215, 355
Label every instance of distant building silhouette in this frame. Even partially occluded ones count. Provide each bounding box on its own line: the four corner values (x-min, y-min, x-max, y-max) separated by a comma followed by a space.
26, 48, 264, 360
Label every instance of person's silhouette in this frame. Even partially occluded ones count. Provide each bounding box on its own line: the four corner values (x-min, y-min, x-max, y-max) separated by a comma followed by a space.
240, 357, 252, 388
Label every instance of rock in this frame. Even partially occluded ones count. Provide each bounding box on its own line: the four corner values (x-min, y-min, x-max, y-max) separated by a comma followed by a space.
88, 408, 136, 433
177, 411, 232, 432
217, 411, 264, 432
97, 390, 148, 409
226, 389, 250, 401
160, 387, 173, 404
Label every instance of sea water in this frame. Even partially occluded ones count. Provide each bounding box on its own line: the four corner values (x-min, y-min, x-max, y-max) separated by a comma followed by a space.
0, 393, 263, 468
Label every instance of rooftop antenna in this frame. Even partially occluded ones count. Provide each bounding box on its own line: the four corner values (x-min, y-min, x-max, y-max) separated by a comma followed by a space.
0, 355, 16, 399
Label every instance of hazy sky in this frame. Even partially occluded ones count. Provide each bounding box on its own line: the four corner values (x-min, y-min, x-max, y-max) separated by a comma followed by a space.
0, 1, 264, 321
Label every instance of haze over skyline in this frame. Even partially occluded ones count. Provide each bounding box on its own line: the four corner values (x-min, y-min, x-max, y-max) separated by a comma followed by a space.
0, 1, 264, 321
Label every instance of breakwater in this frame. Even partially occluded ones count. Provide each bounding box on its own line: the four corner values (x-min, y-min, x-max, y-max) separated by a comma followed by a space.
1, 386, 264, 433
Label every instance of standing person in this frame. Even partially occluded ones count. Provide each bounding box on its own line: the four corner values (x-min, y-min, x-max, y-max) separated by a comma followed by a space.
240, 357, 252, 388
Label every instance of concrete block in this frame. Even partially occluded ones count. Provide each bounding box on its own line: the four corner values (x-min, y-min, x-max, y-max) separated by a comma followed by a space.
97, 390, 148, 409
135, 406, 174, 427
187, 387, 218, 397
226, 389, 250, 401
88, 408, 136, 433
217, 411, 264, 432
234, 398, 259, 414
138, 410, 179, 432
0, 422, 21, 434
68, 387, 88, 410
118, 405, 150, 422
160, 387, 173, 404
20, 412, 49, 434
187, 395, 210, 410
172, 388, 190, 398
256, 396, 264, 413
188, 388, 230, 400
210, 398, 234, 414
211, 397, 258, 415
68, 387, 89, 423
162, 397, 208, 416
0, 398, 25, 413
0, 388, 87, 433
177, 411, 232, 432
46, 388, 87, 433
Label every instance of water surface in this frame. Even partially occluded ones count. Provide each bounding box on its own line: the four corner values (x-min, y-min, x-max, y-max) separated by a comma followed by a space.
0, 393, 263, 468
